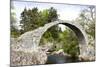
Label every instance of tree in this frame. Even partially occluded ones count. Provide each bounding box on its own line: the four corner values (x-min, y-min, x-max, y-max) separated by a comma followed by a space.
20, 7, 40, 33
75, 6, 95, 46
47, 7, 58, 22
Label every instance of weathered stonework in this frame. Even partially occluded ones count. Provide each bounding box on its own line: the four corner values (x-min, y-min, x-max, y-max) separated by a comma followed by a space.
11, 19, 92, 66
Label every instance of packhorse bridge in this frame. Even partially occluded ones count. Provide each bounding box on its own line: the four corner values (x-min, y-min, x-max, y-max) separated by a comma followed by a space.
11, 19, 90, 66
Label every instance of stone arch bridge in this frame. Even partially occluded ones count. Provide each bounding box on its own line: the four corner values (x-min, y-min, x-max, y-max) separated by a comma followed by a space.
14, 19, 88, 57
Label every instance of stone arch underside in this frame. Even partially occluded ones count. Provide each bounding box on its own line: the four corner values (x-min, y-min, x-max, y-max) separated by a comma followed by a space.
15, 20, 88, 57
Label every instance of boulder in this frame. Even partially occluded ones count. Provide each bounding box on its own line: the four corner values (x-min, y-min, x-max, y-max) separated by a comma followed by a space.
11, 49, 47, 66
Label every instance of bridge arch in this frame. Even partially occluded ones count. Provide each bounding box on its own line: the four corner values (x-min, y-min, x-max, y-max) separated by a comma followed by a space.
38, 20, 88, 56
17, 20, 88, 57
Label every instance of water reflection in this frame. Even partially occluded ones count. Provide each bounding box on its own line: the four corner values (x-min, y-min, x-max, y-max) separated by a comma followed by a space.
46, 54, 80, 64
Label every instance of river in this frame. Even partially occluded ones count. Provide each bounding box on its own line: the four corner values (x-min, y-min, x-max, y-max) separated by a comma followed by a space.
46, 54, 80, 64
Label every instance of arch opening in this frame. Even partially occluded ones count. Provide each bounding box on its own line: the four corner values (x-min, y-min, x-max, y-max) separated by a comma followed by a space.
39, 23, 81, 63
38, 20, 88, 58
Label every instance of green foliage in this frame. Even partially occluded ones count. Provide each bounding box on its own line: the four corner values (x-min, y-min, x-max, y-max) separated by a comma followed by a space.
47, 7, 58, 22
58, 28, 79, 56
41, 26, 79, 57
11, 29, 21, 38
20, 8, 39, 32
20, 7, 58, 34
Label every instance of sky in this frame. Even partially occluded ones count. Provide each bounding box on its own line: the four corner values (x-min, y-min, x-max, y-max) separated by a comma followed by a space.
11, 0, 93, 30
